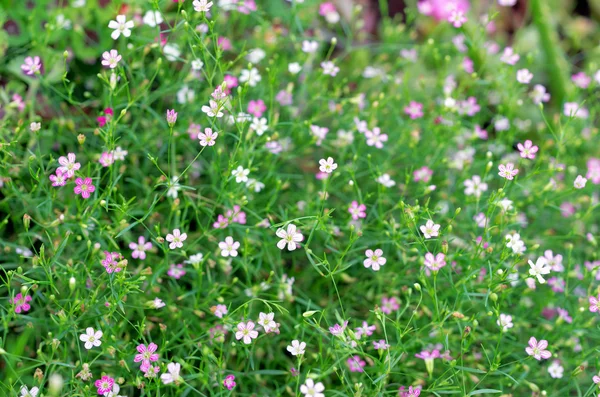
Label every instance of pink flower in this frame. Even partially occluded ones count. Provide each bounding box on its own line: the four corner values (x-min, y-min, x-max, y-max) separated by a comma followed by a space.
94, 376, 114, 395
167, 264, 186, 279
217, 37, 232, 51
223, 374, 236, 390
212, 304, 228, 318
418, 0, 469, 21
399, 385, 422, 397
247, 99, 266, 117
74, 177, 96, 199
365, 127, 388, 148
498, 163, 519, 180
141, 363, 160, 377
134, 343, 159, 367
226, 205, 247, 224
101, 251, 124, 273
355, 321, 376, 338
404, 101, 424, 119
329, 320, 348, 337
572, 72, 591, 88
235, 321, 259, 344
517, 140, 538, 159
129, 236, 152, 260
97, 108, 113, 127
525, 337, 551, 360
11, 293, 32, 314
586, 158, 600, 184
381, 296, 399, 314
364, 249, 386, 271
448, 8, 467, 28
458, 97, 480, 116
57, 153, 81, 178
188, 123, 202, 140
373, 340, 390, 350
166, 229, 187, 249
319, 2, 337, 16
213, 214, 229, 229
198, 128, 218, 147
413, 166, 433, 183
99, 152, 114, 167
21, 56, 43, 76
238, 0, 257, 14
424, 252, 446, 271
589, 294, 600, 313
101, 49, 122, 69
49, 169, 67, 187
223, 74, 238, 93
347, 355, 366, 372
348, 201, 366, 220
166, 109, 178, 126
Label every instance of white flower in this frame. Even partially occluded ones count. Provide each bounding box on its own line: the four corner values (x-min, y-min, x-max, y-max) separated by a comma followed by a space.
72, 0, 86, 7
302, 40, 319, 53
528, 257, 551, 284
193, 0, 213, 12
177, 85, 195, 104
160, 362, 182, 384
163, 44, 181, 61
288, 62, 302, 74
250, 117, 268, 135
143, 10, 163, 27
287, 340, 306, 356
574, 175, 587, 189
505, 233, 526, 254
246, 178, 265, 192
232, 166, 250, 183
321, 61, 340, 76
497, 313, 513, 331
300, 378, 325, 397
516, 69, 533, 84
151, 298, 165, 309
20, 386, 39, 397
104, 383, 126, 397
219, 236, 240, 257
276, 224, 304, 251
377, 173, 396, 187
497, 198, 513, 212
247, 48, 266, 64
112, 146, 128, 161
498, 0, 517, 5
239, 67, 261, 87
56, 14, 72, 30
420, 220, 440, 239
108, 15, 134, 40
185, 253, 204, 265
201, 100, 224, 118
30, 122, 41, 132
191, 59, 204, 70
257, 312, 276, 332
319, 157, 337, 173
235, 321, 258, 344
166, 176, 181, 199
165, 229, 187, 249
79, 327, 103, 350
548, 360, 564, 379
463, 175, 488, 197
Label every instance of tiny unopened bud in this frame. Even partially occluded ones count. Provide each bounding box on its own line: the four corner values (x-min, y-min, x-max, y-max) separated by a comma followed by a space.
486, 161, 493, 172
414, 283, 421, 292
77, 134, 86, 145
331, 37, 337, 45
49, 373, 64, 395
303, 310, 318, 318
69, 277, 76, 291
490, 293, 498, 302
441, 241, 448, 254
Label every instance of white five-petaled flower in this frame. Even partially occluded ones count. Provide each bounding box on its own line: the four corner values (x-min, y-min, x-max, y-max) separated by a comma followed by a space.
57, 152, 81, 178
497, 313, 513, 331
166, 229, 187, 249
574, 175, 587, 189
235, 321, 259, 344
79, 327, 103, 350
364, 249, 386, 271
108, 15, 134, 40
528, 257, 551, 284
319, 157, 337, 174
276, 224, 304, 251
548, 360, 564, 379
287, 340, 306, 356
300, 378, 325, 397
516, 69, 533, 84
193, 0, 213, 12
101, 49, 122, 69
321, 61, 340, 76
160, 362, 182, 385
232, 166, 250, 183
142, 10, 163, 27
201, 99, 224, 118
505, 233, 526, 254
239, 67, 261, 87
463, 175, 488, 197
198, 128, 218, 147
377, 173, 396, 187
219, 236, 240, 257
20, 386, 39, 397
257, 312, 276, 332
420, 220, 440, 239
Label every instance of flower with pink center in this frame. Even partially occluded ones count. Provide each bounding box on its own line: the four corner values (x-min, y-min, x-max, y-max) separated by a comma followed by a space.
74, 177, 96, 199
365, 127, 388, 148
129, 236, 152, 260
57, 153, 81, 178
364, 249, 386, 271
348, 201, 366, 220
167, 264, 186, 279
134, 343, 159, 367
199, 128, 218, 147
498, 163, 519, 180
381, 296, 399, 314
49, 169, 67, 187
572, 72, 591, 88
424, 252, 446, 271
21, 56, 43, 76
11, 293, 32, 314
223, 374, 236, 390
347, 355, 366, 372
247, 99, 266, 117
94, 376, 114, 395
413, 166, 433, 183
235, 321, 259, 344
404, 101, 424, 119
517, 140, 538, 159
525, 337, 551, 360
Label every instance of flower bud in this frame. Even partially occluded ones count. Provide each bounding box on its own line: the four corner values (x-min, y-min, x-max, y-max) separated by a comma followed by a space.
69, 277, 76, 291
413, 282, 421, 292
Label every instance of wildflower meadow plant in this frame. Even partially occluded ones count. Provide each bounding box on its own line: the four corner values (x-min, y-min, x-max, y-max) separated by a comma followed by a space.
1, 0, 600, 396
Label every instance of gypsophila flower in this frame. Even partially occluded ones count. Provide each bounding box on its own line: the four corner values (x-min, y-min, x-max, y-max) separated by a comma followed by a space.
517, 140, 538, 159
300, 379, 325, 397
364, 249, 386, 271
497, 314, 513, 331
574, 175, 587, 189
193, 0, 213, 12
129, 236, 152, 260
463, 175, 487, 197
239, 67, 261, 86
101, 50, 121, 69
348, 201, 366, 220
286, 340, 306, 356
134, 343, 159, 367
420, 220, 440, 238
202, 100, 224, 118
94, 376, 115, 395
21, 56, 42, 75
20, 386, 39, 397
74, 178, 96, 199
166, 229, 187, 249
377, 173, 396, 187
235, 321, 258, 344
528, 257, 551, 284
11, 293, 32, 314
319, 157, 337, 173
108, 15, 134, 40
223, 374, 236, 390
143, 10, 163, 27
276, 223, 304, 251
424, 252, 446, 271
321, 61, 340, 76
49, 169, 67, 187
161, 362, 182, 385
57, 153, 81, 178
525, 337, 551, 360
232, 166, 250, 183
498, 163, 519, 180
219, 236, 240, 257
516, 69, 533, 84
365, 127, 388, 148
79, 327, 103, 350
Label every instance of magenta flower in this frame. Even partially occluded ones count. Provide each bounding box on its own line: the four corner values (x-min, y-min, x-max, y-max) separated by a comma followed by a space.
329, 320, 348, 337
347, 355, 366, 372
213, 214, 229, 229
418, 0, 469, 21
21, 56, 43, 76
166, 109, 178, 126
134, 343, 159, 367
97, 108, 113, 127
348, 201, 366, 220
129, 236, 152, 260
586, 158, 600, 184
94, 376, 114, 395
381, 296, 399, 314
404, 101, 424, 119
525, 337, 551, 360
223, 374, 236, 390
247, 99, 266, 117
11, 292, 32, 314
517, 140, 538, 159
49, 169, 67, 187
74, 177, 96, 199
424, 252, 446, 271
399, 386, 422, 397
